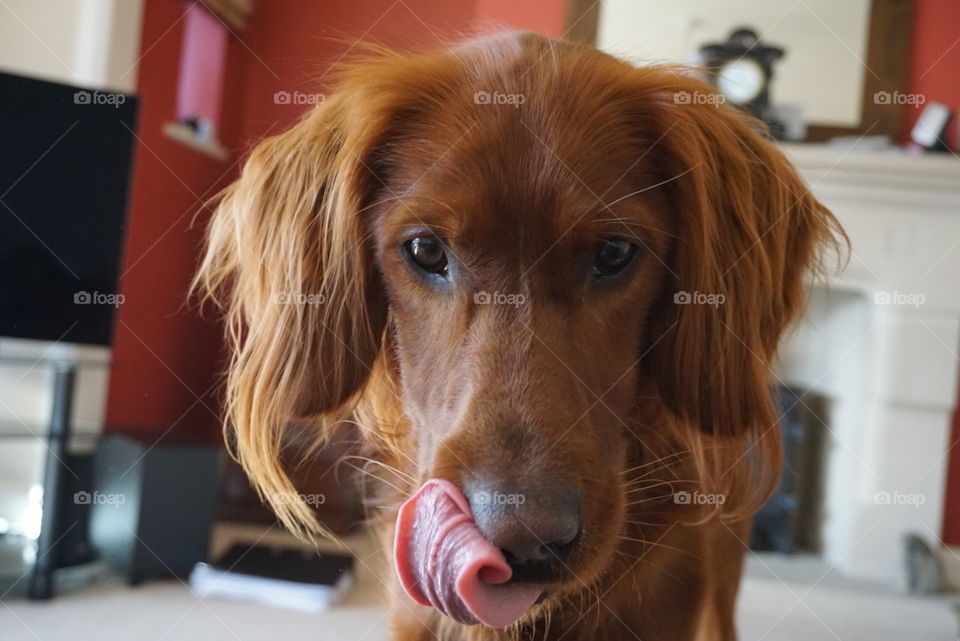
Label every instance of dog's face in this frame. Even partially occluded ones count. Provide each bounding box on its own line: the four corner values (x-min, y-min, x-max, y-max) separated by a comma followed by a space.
198, 33, 839, 621
370, 73, 675, 592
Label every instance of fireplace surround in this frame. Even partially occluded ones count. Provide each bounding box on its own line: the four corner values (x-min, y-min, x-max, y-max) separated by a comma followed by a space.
777, 143, 960, 585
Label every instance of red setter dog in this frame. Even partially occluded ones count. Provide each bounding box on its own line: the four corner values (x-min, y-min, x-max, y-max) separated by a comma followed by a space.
198, 32, 842, 640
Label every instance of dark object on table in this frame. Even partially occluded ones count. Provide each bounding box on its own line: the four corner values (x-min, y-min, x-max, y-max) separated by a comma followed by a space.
699, 28, 785, 137
190, 543, 354, 612
89, 433, 220, 584
750, 386, 828, 553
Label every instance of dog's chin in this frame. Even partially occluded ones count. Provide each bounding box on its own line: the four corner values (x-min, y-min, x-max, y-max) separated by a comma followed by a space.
515, 579, 600, 624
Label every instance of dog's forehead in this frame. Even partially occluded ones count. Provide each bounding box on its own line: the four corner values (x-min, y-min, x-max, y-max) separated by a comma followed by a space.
374, 36, 665, 269
392, 97, 648, 247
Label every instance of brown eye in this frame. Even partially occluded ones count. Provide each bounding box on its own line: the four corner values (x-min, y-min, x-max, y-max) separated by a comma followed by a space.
593, 238, 638, 277
405, 236, 449, 276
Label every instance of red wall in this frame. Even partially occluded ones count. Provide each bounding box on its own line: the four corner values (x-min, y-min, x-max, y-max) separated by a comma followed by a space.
107, 0, 568, 443
236, 0, 566, 145
237, 0, 477, 145
104, 0, 248, 442
946, 410, 960, 545
903, 0, 960, 148
903, 0, 960, 544
474, 0, 565, 38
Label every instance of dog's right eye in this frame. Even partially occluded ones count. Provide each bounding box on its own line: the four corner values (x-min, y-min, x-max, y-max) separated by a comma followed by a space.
404, 236, 449, 277
592, 238, 638, 278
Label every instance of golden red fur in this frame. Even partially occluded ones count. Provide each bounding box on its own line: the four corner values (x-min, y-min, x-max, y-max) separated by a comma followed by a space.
197, 32, 843, 640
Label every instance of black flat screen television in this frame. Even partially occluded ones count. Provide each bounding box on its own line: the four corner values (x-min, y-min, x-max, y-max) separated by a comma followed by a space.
0, 72, 138, 346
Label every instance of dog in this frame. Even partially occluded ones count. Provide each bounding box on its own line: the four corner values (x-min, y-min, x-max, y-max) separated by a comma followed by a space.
197, 32, 843, 641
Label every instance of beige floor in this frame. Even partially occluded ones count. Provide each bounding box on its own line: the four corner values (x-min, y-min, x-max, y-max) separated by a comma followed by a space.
1, 524, 957, 640
737, 554, 958, 641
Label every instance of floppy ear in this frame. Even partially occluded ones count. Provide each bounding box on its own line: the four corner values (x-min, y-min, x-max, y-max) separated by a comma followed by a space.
639, 72, 844, 511
195, 95, 389, 534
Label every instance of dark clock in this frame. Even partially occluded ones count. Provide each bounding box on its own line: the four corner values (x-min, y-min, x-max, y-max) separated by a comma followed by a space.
699, 27, 785, 131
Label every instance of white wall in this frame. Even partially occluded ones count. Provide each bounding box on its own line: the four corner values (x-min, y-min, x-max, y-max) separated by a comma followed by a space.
0, 0, 82, 86
597, 0, 871, 127
0, 0, 144, 92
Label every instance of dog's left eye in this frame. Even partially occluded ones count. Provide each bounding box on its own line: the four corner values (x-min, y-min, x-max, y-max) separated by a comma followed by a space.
404, 236, 449, 277
593, 238, 638, 277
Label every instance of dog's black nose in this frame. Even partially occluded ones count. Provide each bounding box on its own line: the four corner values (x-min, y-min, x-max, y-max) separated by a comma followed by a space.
465, 479, 581, 572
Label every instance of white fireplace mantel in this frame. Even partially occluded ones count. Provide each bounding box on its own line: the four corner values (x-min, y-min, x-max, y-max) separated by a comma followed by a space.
778, 143, 960, 585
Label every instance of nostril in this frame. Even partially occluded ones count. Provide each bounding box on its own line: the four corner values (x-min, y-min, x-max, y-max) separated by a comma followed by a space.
541, 526, 581, 562
542, 543, 566, 561
499, 523, 581, 567
498, 526, 582, 583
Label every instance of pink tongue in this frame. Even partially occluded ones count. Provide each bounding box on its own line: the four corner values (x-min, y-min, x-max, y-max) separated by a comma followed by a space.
394, 479, 542, 627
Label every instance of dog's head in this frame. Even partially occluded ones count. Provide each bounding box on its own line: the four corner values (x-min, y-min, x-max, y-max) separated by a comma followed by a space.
198, 33, 841, 623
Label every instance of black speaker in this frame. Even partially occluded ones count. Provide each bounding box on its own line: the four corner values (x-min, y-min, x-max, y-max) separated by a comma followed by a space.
90, 433, 220, 584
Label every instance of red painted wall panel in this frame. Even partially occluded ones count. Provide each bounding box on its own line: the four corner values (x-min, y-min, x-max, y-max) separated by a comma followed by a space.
474, 0, 566, 38
104, 0, 246, 442
903, 0, 960, 148
236, 0, 478, 145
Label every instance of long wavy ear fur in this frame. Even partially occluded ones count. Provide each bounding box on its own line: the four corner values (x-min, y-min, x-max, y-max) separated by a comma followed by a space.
638, 70, 846, 517
194, 43, 486, 536
194, 94, 389, 536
